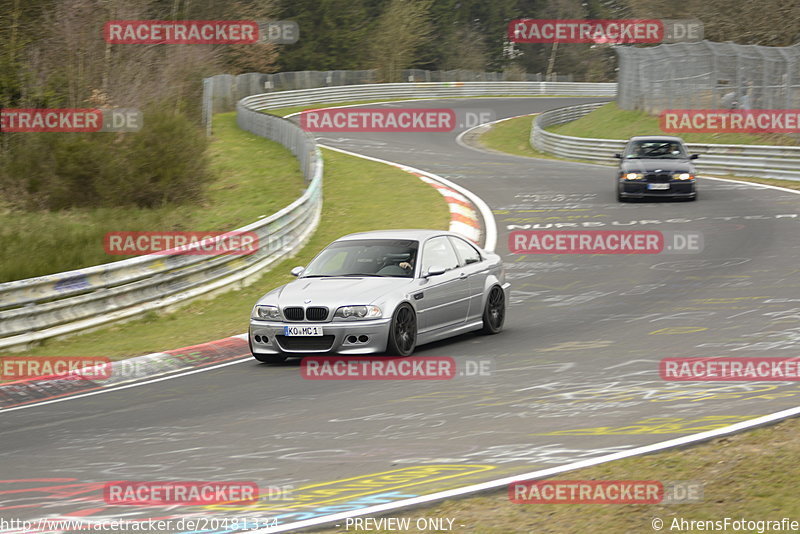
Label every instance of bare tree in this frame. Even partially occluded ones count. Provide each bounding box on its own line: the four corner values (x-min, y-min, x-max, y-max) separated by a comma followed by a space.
369, 0, 434, 82
24, 0, 221, 117
440, 26, 488, 72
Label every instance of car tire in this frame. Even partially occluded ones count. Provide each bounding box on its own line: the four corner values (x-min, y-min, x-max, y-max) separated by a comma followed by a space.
481, 285, 505, 334
386, 303, 417, 356
253, 353, 287, 365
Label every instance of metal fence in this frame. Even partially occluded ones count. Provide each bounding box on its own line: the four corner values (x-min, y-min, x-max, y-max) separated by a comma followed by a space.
531, 103, 800, 180
616, 40, 800, 113
0, 107, 322, 352
205, 69, 575, 116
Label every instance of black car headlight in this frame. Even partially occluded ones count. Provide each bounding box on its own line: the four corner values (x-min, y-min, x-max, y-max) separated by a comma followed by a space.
334, 305, 382, 319
252, 305, 281, 320
673, 172, 695, 180
623, 172, 644, 180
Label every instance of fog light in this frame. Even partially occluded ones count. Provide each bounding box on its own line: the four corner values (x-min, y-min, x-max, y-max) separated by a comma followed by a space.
347, 335, 358, 343
358, 335, 369, 343
254, 335, 262, 343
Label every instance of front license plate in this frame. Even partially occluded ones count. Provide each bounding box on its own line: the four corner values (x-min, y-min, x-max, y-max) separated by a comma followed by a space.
284, 325, 323, 336
648, 183, 670, 190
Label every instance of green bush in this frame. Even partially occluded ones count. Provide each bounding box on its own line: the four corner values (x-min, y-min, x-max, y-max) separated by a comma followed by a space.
0, 108, 212, 211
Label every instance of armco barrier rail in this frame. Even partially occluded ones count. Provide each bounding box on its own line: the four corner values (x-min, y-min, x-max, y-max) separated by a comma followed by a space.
0, 111, 323, 352
235, 81, 616, 112
204, 71, 581, 116
531, 103, 800, 181
0, 81, 615, 351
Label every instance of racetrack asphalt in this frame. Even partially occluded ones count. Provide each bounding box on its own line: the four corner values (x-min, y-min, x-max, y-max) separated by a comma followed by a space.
3, 97, 800, 532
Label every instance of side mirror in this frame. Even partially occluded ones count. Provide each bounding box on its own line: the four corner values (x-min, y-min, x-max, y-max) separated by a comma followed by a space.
690, 154, 699, 160
290, 266, 305, 277
614, 153, 622, 159
424, 265, 447, 278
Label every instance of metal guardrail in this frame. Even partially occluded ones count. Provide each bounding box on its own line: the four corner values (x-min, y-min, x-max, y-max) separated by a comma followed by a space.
239, 82, 616, 112
0, 106, 323, 351
204, 72, 582, 116
531, 103, 800, 181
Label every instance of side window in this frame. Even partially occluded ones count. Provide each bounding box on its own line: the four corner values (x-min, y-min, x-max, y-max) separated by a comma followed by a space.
449, 237, 481, 266
421, 237, 460, 273
623, 142, 636, 157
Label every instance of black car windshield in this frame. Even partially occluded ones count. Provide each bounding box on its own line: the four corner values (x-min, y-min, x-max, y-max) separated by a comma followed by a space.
301, 239, 419, 278
624, 140, 688, 159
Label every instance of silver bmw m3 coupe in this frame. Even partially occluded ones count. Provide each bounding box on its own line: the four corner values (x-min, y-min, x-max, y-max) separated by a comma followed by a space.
249, 229, 510, 363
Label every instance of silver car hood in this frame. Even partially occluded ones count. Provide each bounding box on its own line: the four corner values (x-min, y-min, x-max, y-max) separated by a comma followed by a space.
264, 276, 415, 308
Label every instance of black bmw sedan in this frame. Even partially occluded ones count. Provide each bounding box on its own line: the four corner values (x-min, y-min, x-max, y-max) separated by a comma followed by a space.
615, 136, 699, 202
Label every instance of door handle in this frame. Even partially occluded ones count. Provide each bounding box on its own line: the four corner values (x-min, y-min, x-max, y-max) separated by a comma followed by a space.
458, 272, 468, 280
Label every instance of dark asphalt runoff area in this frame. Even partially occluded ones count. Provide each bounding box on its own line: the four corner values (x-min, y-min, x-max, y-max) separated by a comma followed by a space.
2, 97, 800, 532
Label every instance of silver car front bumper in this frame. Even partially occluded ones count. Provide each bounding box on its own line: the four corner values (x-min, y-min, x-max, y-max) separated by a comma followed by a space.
249, 317, 393, 355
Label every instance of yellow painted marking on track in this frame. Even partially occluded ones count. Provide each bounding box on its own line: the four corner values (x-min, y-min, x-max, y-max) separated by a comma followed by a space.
539, 340, 613, 352
521, 281, 584, 290
648, 327, 709, 335
689, 297, 770, 304
514, 209, 592, 213
531, 415, 756, 436
204, 464, 495, 512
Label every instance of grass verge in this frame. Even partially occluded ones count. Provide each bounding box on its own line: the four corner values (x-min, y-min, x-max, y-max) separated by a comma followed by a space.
0, 113, 305, 283
5, 141, 449, 360
478, 115, 551, 159
549, 102, 800, 146
315, 416, 800, 533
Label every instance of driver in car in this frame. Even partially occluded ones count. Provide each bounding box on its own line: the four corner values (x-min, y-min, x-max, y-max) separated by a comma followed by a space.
377, 252, 415, 276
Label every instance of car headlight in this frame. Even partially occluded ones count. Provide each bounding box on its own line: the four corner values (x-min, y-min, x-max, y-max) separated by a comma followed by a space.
334, 305, 382, 319
674, 172, 694, 180
623, 172, 644, 180
252, 305, 281, 320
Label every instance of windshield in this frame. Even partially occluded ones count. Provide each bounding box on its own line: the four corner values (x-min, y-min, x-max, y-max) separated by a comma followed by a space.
624, 140, 689, 159
301, 239, 419, 278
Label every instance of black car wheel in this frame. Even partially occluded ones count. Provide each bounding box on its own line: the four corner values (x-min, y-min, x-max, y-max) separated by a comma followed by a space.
387, 303, 417, 356
253, 353, 287, 364
481, 285, 505, 334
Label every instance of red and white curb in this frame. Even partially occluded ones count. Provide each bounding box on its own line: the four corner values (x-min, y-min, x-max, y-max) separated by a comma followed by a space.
0, 335, 251, 412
